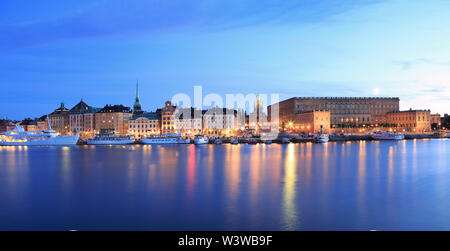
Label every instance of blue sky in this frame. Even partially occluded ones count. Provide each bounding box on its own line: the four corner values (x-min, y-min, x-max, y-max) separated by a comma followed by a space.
1, 0, 450, 119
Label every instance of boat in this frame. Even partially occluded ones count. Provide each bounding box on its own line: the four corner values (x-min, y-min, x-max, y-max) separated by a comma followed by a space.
433, 131, 447, 138
372, 131, 405, 140
87, 133, 135, 145
230, 139, 239, 145
314, 128, 330, 143
262, 140, 272, 144
194, 135, 209, 145
214, 139, 223, 145
141, 133, 190, 145
247, 138, 258, 144
0, 123, 79, 146
280, 137, 290, 144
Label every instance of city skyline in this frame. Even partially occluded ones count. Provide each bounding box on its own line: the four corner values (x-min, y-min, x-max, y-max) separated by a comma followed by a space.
2, 0, 450, 119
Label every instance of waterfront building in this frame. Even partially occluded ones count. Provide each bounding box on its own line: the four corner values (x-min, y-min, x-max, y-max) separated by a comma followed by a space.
128, 112, 161, 139
132, 81, 143, 116
431, 113, 442, 126
268, 97, 400, 128
48, 102, 70, 135
159, 101, 177, 135
386, 109, 431, 133
0, 119, 8, 132
95, 105, 132, 135
37, 115, 49, 131
290, 110, 331, 134
173, 108, 203, 136
202, 107, 239, 136
69, 99, 100, 138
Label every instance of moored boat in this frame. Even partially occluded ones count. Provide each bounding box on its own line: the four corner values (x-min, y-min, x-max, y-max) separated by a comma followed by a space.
214, 139, 223, 145
314, 128, 330, 143
372, 131, 405, 140
247, 138, 258, 144
87, 133, 134, 145
194, 135, 209, 145
141, 133, 190, 144
0, 123, 79, 146
230, 139, 239, 145
281, 137, 290, 144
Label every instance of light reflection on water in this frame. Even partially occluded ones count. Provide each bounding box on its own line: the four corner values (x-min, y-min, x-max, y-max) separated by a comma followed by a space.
0, 139, 449, 230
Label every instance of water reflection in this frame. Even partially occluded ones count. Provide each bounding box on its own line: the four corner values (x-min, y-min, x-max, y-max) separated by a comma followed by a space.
282, 144, 298, 230
0, 139, 449, 230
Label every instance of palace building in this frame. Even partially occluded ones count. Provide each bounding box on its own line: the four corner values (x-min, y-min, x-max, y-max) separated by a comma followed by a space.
268, 97, 400, 128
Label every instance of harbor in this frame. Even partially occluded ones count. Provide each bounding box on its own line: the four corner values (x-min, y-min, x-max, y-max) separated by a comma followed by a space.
1, 138, 449, 231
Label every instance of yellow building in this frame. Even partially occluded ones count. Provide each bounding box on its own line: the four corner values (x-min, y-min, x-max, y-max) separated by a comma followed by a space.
95, 105, 132, 135
386, 109, 431, 133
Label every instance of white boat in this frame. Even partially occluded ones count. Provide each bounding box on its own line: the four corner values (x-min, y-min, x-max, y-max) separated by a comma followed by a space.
230, 139, 239, 145
281, 137, 290, 144
87, 133, 134, 145
194, 135, 209, 145
314, 129, 330, 143
141, 133, 190, 145
214, 139, 223, 145
0, 123, 79, 146
247, 138, 258, 144
372, 131, 405, 140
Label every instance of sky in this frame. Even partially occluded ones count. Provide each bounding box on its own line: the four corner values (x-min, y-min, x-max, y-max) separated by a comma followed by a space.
1, 0, 450, 119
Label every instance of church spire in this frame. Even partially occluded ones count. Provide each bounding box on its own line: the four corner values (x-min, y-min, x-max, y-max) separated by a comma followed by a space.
133, 79, 143, 115
136, 80, 139, 100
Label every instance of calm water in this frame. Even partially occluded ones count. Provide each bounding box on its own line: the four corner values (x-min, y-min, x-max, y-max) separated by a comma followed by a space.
0, 139, 449, 231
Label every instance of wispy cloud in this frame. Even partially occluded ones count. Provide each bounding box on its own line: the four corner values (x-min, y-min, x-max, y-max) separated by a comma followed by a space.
0, 0, 385, 49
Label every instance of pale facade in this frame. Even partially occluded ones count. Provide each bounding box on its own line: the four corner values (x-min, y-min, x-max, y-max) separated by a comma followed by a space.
173, 108, 203, 136
128, 113, 161, 139
386, 109, 431, 133
202, 107, 238, 136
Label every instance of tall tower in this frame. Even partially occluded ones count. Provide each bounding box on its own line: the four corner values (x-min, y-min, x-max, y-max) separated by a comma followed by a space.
133, 80, 143, 115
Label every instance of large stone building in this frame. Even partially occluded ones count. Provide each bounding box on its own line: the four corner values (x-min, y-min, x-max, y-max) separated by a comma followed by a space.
268, 97, 400, 128
95, 105, 132, 135
386, 109, 431, 133
49, 102, 70, 135
288, 110, 331, 134
128, 112, 161, 139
